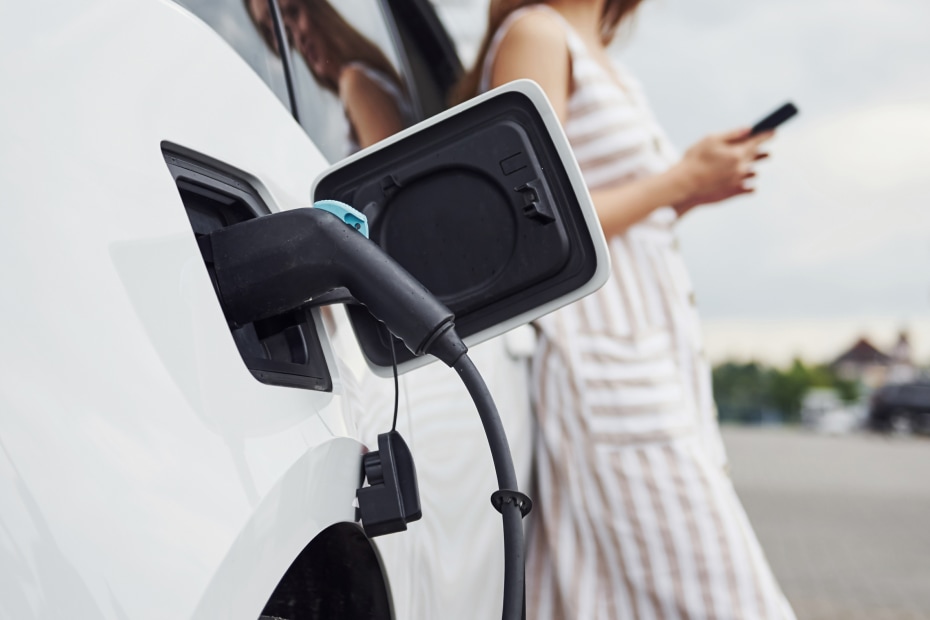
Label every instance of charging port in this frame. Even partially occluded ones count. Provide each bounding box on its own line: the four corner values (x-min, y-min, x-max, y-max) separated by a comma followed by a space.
163, 149, 332, 392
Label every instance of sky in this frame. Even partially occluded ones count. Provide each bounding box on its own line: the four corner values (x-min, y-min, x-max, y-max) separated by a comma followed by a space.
432, 0, 930, 366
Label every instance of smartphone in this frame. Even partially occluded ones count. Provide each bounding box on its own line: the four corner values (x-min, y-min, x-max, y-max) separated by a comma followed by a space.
750, 102, 798, 135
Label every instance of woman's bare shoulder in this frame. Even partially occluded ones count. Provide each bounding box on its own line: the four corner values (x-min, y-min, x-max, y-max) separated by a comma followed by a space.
338, 63, 368, 93
338, 63, 392, 103
498, 7, 569, 52
490, 7, 572, 118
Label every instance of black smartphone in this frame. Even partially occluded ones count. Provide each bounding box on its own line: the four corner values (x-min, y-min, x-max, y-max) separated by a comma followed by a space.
750, 102, 798, 135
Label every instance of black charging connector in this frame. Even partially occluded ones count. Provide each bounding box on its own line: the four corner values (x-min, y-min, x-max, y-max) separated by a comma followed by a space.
205, 207, 466, 365
205, 205, 527, 620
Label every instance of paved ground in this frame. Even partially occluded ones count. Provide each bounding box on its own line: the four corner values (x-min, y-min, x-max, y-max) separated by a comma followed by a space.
721, 426, 930, 620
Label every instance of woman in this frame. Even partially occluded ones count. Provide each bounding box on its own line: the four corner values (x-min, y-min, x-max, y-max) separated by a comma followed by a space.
456, 1, 796, 618
248, 0, 411, 152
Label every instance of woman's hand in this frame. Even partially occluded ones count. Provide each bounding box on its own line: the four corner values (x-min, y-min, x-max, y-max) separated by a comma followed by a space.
670, 127, 774, 218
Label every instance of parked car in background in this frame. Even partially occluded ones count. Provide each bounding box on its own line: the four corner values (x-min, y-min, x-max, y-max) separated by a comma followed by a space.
868, 381, 930, 434
801, 387, 863, 435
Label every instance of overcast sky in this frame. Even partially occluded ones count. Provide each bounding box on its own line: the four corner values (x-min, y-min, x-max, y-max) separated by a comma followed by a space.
433, 0, 930, 365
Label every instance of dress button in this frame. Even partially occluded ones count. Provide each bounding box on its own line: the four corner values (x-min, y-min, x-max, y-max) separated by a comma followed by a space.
688, 291, 697, 306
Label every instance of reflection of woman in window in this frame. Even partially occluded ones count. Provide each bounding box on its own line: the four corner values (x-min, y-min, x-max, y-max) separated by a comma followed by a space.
248, 0, 411, 151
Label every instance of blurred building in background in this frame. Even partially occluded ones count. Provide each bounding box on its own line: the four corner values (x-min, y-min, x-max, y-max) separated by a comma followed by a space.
888, 330, 919, 384
832, 330, 917, 390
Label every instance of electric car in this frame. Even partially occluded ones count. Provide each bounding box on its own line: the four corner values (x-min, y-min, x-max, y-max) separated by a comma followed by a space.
0, 1, 607, 618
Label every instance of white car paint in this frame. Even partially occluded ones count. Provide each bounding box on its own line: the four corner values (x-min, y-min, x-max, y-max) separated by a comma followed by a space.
0, 1, 605, 618
2, 2, 362, 617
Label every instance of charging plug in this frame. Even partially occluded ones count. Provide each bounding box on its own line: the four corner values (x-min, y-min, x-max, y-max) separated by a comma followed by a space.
204, 206, 467, 366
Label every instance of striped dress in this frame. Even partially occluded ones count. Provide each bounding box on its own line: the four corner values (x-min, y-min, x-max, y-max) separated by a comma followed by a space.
482, 7, 796, 620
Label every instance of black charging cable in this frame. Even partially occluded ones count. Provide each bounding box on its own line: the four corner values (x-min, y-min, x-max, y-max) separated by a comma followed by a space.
453, 354, 531, 620
205, 206, 530, 620
380, 327, 526, 619
388, 335, 400, 433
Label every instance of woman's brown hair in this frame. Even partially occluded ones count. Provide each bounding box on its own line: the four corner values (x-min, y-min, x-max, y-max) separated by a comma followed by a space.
451, 0, 644, 105
248, 0, 403, 95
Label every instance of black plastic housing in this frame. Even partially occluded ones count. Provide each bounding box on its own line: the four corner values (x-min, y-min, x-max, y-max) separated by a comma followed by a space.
357, 431, 422, 538
314, 89, 599, 369
164, 149, 332, 391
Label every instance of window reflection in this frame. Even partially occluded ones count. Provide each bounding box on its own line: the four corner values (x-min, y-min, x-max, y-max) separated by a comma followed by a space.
173, 0, 290, 108
246, 0, 414, 160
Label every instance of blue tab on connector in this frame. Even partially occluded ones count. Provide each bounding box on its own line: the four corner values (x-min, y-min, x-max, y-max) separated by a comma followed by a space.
314, 199, 370, 239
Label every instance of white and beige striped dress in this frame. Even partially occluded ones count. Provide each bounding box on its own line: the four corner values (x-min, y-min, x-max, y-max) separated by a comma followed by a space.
482, 6, 796, 620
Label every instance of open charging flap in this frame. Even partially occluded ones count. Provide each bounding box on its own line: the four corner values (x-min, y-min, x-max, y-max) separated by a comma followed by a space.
313, 80, 609, 375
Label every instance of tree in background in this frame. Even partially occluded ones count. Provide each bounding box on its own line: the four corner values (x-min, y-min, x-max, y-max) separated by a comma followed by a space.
833, 375, 860, 404
714, 358, 860, 424
712, 362, 776, 424
770, 360, 813, 423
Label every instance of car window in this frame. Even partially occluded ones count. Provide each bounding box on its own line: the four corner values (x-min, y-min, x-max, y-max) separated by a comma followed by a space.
278, 0, 418, 161
174, 0, 419, 163
382, 0, 463, 118
171, 0, 291, 109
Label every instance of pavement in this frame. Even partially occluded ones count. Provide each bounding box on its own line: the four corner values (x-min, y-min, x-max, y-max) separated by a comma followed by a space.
721, 426, 930, 620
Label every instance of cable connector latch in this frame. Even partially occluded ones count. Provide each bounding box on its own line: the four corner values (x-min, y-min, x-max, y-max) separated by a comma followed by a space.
491, 489, 533, 518
313, 199, 369, 238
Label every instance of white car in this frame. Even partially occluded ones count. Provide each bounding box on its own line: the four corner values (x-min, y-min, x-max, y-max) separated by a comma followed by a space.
0, 1, 606, 618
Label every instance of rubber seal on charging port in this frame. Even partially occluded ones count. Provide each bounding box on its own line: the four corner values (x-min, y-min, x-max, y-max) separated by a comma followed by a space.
491, 489, 533, 518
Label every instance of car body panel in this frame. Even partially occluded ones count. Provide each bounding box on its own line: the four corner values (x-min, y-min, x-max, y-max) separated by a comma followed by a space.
1, 1, 605, 618
2, 1, 365, 617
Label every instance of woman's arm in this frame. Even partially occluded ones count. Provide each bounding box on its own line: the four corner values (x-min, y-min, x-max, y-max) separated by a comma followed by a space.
489, 12, 772, 238
590, 129, 772, 235
339, 65, 406, 149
